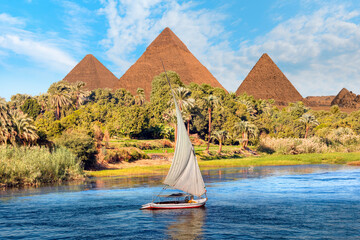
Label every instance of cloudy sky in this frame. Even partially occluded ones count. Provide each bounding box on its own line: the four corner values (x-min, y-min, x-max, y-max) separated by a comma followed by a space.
1, 0, 360, 100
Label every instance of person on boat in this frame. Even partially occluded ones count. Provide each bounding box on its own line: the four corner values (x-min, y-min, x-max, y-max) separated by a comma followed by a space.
187, 195, 196, 203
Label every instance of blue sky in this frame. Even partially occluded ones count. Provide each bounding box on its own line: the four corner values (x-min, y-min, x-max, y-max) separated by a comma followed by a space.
1, 0, 360, 100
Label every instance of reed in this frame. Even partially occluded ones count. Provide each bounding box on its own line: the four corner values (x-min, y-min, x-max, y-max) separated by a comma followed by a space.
0, 146, 84, 188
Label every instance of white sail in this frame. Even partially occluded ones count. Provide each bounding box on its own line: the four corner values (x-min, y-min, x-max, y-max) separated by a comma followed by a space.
163, 93, 206, 197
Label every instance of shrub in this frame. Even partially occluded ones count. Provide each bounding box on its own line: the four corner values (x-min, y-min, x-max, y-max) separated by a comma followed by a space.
109, 139, 173, 150
54, 129, 97, 169
21, 98, 41, 119
328, 127, 360, 145
0, 146, 83, 188
104, 147, 150, 163
258, 137, 329, 154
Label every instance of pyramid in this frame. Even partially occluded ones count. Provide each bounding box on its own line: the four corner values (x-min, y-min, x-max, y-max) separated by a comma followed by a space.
117, 27, 225, 99
63, 54, 119, 90
236, 53, 303, 105
331, 88, 359, 108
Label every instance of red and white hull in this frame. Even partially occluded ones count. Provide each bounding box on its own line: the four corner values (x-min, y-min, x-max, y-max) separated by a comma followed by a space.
141, 198, 207, 210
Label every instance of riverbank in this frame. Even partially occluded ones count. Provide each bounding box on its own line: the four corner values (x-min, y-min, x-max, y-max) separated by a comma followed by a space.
87, 152, 360, 177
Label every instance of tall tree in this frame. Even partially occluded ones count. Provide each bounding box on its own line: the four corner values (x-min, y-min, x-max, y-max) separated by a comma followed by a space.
299, 113, 319, 138
37, 93, 49, 113
48, 82, 72, 120
204, 95, 219, 151
235, 120, 258, 149
0, 98, 12, 144
70, 81, 88, 109
211, 130, 228, 153
135, 88, 145, 106
171, 87, 194, 143
11, 110, 38, 145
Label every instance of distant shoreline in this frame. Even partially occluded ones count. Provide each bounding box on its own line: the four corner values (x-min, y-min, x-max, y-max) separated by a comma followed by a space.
87, 152, 360, 178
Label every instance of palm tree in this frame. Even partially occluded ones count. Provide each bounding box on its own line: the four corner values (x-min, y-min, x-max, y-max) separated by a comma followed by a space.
299, 113, 319, 138
0, 98, 9, 126
173, 87, 194, 111
0, 98, 11, 144
238, 99, 257, 117
235, 120, 259, 149
183, 111, 192, 136
37, 93, 49, 113
204, 95, 219, 151
48, 83, 72, 120
10, 110, 38, 145
171, 87, 194, 142
70, 81, 88, 109
211, 130, 228, 153
135, 88, 145, 106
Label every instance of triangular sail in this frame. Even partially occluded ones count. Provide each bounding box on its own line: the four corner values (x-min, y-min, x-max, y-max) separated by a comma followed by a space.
162, 66, 206, 197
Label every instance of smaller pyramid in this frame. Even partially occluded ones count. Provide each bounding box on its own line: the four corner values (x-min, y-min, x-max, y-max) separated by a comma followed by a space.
117, 27, 225, 99
63, 54, 119, 90
236, 53, 303, 105
331, 88, 359, 108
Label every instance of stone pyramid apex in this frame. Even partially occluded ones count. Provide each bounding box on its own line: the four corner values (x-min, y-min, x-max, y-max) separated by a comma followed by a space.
146, 27, 190, 53
331, 87, 357, 107
117, 27, 225, 99
236, 53, 303, 105
63, 54, 118, 90
339, 88, 349, 94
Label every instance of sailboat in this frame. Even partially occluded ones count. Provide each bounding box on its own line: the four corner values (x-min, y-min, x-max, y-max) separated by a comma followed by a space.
141, 64, 207, 210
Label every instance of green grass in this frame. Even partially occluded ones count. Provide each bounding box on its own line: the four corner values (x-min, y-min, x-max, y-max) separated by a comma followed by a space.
87, 152, 360, 177
0, 146, 84, 188
143, 148, 174, 154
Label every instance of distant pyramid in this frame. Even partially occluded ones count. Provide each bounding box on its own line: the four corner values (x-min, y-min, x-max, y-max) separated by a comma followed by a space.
236, 53, 303, 105
63, 54, 119, 90
331, 88, 359, 108
117, 27, 225, 99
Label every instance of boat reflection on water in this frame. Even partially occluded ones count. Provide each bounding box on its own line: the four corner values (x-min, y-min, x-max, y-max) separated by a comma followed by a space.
144, 207, 206, 240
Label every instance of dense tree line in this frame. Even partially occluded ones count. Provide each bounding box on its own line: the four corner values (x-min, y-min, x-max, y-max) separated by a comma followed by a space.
2, 71, 360, 154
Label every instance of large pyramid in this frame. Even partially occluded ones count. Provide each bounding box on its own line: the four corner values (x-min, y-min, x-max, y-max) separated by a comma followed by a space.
63, 54, 119, 90
331, 88, 360, 108
236, 53, 303, 105
117, 27, 225, 98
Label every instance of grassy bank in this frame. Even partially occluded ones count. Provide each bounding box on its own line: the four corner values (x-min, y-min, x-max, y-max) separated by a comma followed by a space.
87, 152, 360, 177
0, 146, 84, 188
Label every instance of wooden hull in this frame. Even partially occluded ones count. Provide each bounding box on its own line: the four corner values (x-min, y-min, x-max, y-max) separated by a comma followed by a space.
141, 198, 207, 210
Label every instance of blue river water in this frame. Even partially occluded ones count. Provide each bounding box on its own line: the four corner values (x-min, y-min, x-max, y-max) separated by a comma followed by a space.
0, 164, 359, 239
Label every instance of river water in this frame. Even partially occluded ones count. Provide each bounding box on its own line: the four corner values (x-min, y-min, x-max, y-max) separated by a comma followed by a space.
1, 164, 359, 239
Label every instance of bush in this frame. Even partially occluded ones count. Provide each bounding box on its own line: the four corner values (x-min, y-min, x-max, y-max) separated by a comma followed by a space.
104, 147, 150, 163
21, 98, 41, 119
54, 129, 97, 169
109, 139, 173, 150
258, 137, 329, 154
328, 127, 360, 145
0, 146, 84, 188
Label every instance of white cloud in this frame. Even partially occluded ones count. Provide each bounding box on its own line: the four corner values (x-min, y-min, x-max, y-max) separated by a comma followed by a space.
0, 13, 25, 26
0, 34, 77, 71
98, 0, 238, 91
0, 13, 77, 72
239, 5, 360, 96
61, 1, 94, 50
99, 1, 360, 96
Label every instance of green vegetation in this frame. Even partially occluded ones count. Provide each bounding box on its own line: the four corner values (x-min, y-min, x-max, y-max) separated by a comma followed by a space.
0, 146, 84, 188
1, 71, 360, 187
54, 129, 97, 169
87, 152, 360, 177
